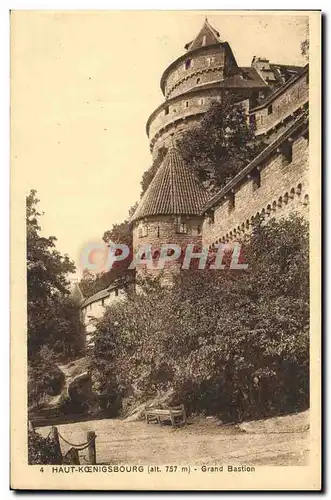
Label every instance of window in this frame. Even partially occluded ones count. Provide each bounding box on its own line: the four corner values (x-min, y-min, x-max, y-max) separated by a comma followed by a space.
206, 57, 211, 66
267, 104, 273, 115
101, 298, 105, 307
228, 192, 235, 211
157, 226, 160, 237
199, 98, 204, 105
202, 35, 207, 46
165, 106, 169, 115
141, 224, 148, 237
185, 59, 191, 70
282, 142, 293, 164
252, 169, 261, 190
196, 78, 201, 84
175, 216, 187, 234
207, 210, 214, 224
185, 101, 189, 108
115, 289, 119, 297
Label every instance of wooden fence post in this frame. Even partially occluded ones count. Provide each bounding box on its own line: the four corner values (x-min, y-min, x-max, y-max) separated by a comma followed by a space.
87, 431, 96, 465
63, 447, 80, 465
51, 426, 63, 464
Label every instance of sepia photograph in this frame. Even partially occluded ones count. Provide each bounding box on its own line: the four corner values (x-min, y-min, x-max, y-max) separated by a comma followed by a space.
10, 10, 321, 490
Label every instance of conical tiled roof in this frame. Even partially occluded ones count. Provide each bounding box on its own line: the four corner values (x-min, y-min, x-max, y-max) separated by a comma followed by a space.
185, 19, 221, 52
131, 146, 210, 222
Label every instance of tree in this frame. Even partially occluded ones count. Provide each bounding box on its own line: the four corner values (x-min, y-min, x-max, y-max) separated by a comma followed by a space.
301, 21, 309, 61
177, 97, 265, 192
27, 190, 83, 360
78, 203, 137, 298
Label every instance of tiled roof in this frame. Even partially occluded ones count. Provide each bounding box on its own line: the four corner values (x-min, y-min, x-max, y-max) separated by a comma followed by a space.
224, 67, 268, 88
80, 278, 129, 308
185, 19, 221, 52
80, 288, 110, 308
131, 146, 210, 222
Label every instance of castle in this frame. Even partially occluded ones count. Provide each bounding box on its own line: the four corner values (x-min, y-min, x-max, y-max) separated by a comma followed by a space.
131, 19, 309, 270
80, 19, 309, 332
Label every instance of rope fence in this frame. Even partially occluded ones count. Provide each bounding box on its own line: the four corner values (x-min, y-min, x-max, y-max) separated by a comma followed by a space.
56, 428, 97, 451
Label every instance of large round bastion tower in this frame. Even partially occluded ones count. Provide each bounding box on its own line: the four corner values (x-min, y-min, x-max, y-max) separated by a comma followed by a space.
146, 18, 267, 161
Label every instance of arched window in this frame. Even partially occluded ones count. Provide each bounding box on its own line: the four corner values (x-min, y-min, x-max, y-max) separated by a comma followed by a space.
290, 188, 295, 199
185, 59, 192, 70
296, 183, 302, 196
175, 216, 187, 234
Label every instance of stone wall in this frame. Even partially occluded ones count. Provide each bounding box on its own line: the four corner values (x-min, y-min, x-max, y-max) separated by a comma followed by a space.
148, 89, 222, 150
132, 214, 204, 276
202, 133, 309, 247
252, 69, 308, 137
163, 46, 226, 98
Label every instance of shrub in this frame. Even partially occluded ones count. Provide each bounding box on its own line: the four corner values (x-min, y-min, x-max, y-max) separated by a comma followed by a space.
28, 356, 65, 410
28, 430, 62, 464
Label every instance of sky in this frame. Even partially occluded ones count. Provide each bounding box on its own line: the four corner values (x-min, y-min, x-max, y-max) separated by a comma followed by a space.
11, 11, 308, 278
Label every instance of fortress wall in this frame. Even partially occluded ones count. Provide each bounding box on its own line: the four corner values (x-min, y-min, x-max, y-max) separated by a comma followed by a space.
252, 71, 309, 136
202, 133, 309, 246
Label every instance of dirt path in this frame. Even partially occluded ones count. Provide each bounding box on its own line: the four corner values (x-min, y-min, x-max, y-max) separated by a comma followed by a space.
37, 412, 309, 466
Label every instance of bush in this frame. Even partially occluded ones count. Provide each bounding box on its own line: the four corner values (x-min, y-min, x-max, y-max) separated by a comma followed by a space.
28, 356, 65, 410
28, 430, 62, 464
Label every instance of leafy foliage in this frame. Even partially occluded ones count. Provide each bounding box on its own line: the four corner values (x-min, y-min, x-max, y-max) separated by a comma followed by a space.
177, 97, 265, 192
78, 204, 137, 299
28, 350, 65, 410
28, 430, 62, 464
301, 21, 309, 61
27, 190, 84, 406
90, 214, 309, 421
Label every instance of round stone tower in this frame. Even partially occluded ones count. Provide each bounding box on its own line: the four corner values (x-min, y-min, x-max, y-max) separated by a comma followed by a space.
131, 144, 210, 278
146, 19, 268, 161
